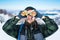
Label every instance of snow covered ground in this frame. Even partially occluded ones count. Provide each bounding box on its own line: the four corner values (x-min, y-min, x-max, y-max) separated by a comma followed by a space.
0, 13, 60, 40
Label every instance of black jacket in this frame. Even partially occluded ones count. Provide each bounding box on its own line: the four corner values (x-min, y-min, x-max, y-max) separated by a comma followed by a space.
2, 16, 58, 39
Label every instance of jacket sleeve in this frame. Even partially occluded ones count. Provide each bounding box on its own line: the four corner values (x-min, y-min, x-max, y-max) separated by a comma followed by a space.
41, 16, 58, 38
2, 16, 20, 39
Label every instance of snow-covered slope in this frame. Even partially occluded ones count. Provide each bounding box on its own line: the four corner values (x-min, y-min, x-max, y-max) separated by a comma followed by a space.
0, 14, 16, 40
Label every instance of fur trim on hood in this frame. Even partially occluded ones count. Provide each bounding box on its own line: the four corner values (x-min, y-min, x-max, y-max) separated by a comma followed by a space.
16, 18, 45, 25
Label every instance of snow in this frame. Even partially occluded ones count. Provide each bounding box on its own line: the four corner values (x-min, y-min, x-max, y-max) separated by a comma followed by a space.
0, 14, 60, 40
0, 14, 11, 22
0, 14, 16, 40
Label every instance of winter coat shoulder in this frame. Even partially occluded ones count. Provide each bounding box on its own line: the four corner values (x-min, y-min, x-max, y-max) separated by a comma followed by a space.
2, 16, 58, 39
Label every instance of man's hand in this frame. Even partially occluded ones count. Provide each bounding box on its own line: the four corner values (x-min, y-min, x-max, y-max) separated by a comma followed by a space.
16, 16, 20, 19
42, 16, 46, 19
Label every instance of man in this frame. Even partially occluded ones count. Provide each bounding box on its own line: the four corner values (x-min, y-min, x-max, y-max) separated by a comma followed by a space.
2, 7, 58, 40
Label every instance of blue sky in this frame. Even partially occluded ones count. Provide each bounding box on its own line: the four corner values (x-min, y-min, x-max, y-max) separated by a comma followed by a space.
0, 0, 60, 10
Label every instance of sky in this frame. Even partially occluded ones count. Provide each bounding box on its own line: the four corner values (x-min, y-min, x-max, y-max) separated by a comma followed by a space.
0, 0, 60, 10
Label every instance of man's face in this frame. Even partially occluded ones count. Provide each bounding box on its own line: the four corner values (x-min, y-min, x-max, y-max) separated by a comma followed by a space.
27, 15, 35, 24
27, 15, 32, 20
27, 10, 34, 20
26, 10, 36, 23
